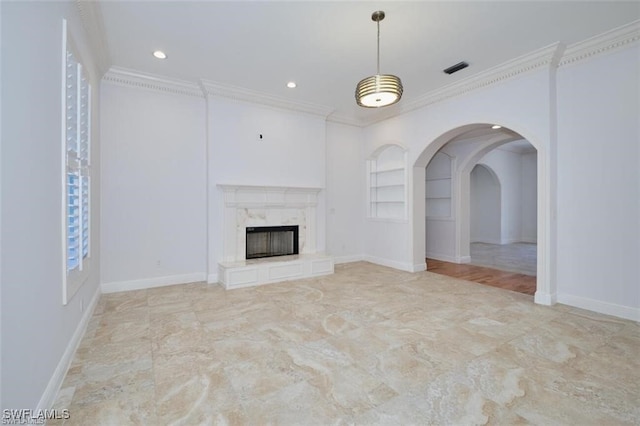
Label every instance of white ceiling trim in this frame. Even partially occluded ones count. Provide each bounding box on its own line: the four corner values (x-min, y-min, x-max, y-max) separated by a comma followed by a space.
200, 80, 334, 118
102, 67, 204, 98
75, 0, 111, 78
559, 19, 640, 67
325, 113, 363, 128
98, 21, 638, 126
359, 43, 565, 127
335, 20, 639, 127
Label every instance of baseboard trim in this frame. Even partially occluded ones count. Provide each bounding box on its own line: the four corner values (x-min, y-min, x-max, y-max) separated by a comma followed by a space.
411, 262, 427, 272
425, 252, 458, 263
333, 254, 365, 264
363, 255, 413, 272
36, 285, 101, 411
521, 237, 537, 244
471, 239, 503, 245
101, 273, 207, 293
557, 293, 639, 322
501, 238, 521, 245
207, 273, 219, 284
534, 290, 557, 306
458, 256, 471, 264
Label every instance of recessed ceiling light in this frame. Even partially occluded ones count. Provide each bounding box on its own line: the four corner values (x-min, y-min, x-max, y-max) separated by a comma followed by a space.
492, 125, 502, 129
153, 50, 167, 59
287, 81, 297, 88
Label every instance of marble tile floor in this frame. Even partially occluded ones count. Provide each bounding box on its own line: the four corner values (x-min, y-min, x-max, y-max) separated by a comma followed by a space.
51, 262, 639, 425
470, 242, 537, 276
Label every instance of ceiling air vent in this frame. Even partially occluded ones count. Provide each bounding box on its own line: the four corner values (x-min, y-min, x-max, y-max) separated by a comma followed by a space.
443, 61, 469, 75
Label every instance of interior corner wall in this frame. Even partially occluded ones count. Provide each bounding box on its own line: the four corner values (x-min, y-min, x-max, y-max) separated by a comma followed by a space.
470, 164, 501, 244
1, 1, 101, 409
100, 83, 207, 288
477, 148, 524, 244
521, 152, 538, 243
556, 44, 640, 319
206, 97, 327, 277
325, 122, 364, 263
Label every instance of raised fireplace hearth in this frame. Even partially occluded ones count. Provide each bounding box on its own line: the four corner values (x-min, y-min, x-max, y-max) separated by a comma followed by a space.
246, 225, 299, 259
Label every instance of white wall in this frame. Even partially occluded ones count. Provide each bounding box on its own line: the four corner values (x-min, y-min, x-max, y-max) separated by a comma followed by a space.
1, 1, 101, 409
470, 164, 501, 243
325, 122, 364, 263
521, 152, 537, 242
478, 148, 525, 244
100, 83, 207, 289
208, 98, 326, 187
556, 45, 639, 318
206, 97, 327, 279
425, 152, 455, 261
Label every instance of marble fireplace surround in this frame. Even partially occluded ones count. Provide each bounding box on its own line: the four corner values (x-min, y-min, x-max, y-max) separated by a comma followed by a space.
218, 184, 323, 261
217, 184, 334, 289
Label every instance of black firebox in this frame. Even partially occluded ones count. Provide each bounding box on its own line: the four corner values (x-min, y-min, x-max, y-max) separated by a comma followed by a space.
245, 225, 299, 260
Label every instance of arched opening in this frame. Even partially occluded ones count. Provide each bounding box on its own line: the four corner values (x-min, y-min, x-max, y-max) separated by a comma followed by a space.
413, 123, 553, 305
470, 164, 501, 245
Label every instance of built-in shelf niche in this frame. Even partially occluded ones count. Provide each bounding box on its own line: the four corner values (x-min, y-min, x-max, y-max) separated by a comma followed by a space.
368, 144, 407, 220
426, 152, 453, 218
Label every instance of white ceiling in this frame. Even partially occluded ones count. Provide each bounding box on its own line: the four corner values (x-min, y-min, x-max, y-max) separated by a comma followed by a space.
97, 1, 639, 122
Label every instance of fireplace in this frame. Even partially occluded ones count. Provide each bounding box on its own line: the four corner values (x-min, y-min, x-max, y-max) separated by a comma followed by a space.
216, 186, 333, 289
245, 225, 299, 260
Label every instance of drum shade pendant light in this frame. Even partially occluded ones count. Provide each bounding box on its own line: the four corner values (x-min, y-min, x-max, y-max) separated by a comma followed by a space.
356, 11, 403, 108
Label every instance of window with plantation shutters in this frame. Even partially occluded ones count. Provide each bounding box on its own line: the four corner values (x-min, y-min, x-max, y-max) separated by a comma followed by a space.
63, 20, 91, 303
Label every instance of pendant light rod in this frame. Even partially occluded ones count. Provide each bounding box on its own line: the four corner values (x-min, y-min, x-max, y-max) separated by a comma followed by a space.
376, 14, 380, 74
372, 10, 385, 74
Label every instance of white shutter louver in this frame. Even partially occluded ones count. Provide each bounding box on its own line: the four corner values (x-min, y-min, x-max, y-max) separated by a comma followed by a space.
65, 47, 90, 273
80, 73, 90, 260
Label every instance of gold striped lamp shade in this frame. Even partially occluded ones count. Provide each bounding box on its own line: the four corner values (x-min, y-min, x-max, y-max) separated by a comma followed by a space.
355, 74, 403, 108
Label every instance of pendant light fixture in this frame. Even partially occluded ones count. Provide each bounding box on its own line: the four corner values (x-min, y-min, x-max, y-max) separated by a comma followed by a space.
356, 10, 403, 108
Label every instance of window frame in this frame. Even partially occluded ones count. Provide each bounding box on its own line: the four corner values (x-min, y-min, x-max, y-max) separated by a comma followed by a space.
61, 19, 92, 304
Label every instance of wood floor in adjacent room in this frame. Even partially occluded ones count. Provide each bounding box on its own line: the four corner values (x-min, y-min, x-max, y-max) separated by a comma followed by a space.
426, 258, 537, 296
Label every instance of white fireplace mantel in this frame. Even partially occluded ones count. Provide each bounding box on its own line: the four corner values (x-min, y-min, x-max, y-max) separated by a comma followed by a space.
218, 184, 322, 209
216, 184, 333, 289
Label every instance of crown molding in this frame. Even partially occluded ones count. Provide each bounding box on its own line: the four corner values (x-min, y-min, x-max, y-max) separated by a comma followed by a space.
360, 22, 640, 127
200, 80, 333, 118
75, 0, 111, 77
102, 67, 204, 98
361, 43, 565, 127
200, 80, 334, 118
97, 20, 638, 126
326, 113, 364, 127
559, 20, 640, 67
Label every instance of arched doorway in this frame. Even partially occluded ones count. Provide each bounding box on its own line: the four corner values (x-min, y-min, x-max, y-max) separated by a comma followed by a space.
413, 123, 554, 305
470, 164, 501, 245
